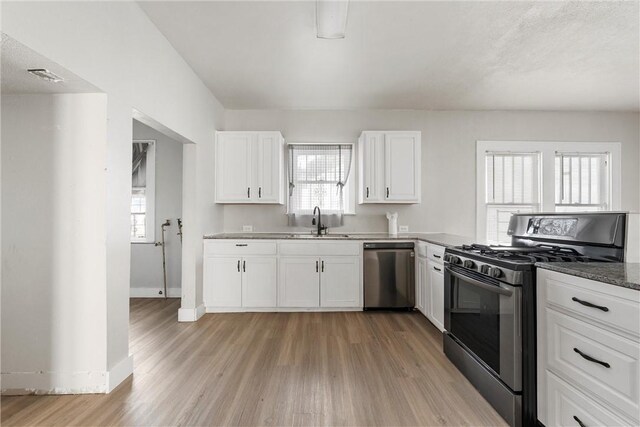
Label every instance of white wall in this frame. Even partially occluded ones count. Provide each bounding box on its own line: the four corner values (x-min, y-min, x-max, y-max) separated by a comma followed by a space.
130, 120, 182, 297
224, 109, 640, 238
1, 94, 109, 393
1, 1, 225, 391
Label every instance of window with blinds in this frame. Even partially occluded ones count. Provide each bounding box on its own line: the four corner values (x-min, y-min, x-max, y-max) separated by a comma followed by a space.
555, 152, 609, 212
288, 144, 353, 214
485, 152, 540, 244
131, 140, 155, 242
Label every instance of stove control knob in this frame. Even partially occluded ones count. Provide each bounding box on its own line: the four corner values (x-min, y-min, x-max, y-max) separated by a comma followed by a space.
491, 267, 503, 279
448, 256, 461, 265
463, 260, 476, 269
443, 254, 451, 263
480, 265, 490, 274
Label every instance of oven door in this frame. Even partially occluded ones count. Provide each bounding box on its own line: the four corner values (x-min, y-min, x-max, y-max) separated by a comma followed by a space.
444, 264, 522, 392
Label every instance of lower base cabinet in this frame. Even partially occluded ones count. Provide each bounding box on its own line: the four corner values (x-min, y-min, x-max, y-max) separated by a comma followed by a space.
278, 256, 360, 308
204, 256, 277, 308
320, 256, 360, 307
427, 259, 445, 331
278, 257, 320, 307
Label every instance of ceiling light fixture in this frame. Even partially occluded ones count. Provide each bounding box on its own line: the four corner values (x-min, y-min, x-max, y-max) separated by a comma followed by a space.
316, 0, 349, 39
27, 68, 64, 83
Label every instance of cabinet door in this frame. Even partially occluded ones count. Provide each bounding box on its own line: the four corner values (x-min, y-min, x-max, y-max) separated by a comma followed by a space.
384, 132, 420, 202
204, 257, 242, 307
254, 132, 282, 204
320, 256, 360, 307
360, 132, 385, 202
416, 256, 428, 315
216, 132, 254, 202
278, 257, 320, 307
427, 260, 445, 331
242, 256, 277, 307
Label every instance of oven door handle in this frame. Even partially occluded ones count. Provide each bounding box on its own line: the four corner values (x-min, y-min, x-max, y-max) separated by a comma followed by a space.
446, 267, 513, 296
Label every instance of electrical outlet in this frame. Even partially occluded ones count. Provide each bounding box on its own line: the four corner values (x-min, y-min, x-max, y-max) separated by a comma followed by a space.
399, 225, 409, 232
242, 225, 254, 232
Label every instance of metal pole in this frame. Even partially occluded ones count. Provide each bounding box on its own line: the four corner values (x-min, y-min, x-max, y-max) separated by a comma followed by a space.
160, 220, 170, 299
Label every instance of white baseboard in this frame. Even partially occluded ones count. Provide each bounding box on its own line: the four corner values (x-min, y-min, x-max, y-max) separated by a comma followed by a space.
130, 287, 181, 298
107, 355, 133, 392
178, 303, 206, 322
205, 306, 363, 313
1, 370, 108, 395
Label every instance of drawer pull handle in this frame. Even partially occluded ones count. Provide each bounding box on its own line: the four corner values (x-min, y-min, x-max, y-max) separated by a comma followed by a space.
235, 244, 248, 247
571, 297, 609, 312
433, 266, 442, 272
433, 254, 441, 259
573, 415, 586, 427
573, 347, 610, 368
237, 260, 240, 272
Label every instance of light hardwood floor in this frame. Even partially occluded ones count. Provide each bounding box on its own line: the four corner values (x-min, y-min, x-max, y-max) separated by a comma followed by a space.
1, 298, 507, 426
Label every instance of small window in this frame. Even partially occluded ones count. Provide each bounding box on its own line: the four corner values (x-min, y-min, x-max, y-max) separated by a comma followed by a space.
131, 140, 155, 242
555, 152, 609, 212
287, 144, 354, 214
485, 152, 540, 244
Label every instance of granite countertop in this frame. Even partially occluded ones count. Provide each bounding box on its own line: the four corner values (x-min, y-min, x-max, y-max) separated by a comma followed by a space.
203, 232, 474, 248
536, 262, 640, 291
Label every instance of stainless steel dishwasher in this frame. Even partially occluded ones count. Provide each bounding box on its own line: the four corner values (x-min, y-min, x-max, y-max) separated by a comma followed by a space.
363, 242, 415, 309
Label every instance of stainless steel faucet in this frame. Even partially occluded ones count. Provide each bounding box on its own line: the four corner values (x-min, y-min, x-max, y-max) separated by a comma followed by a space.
312, 206, 327, 236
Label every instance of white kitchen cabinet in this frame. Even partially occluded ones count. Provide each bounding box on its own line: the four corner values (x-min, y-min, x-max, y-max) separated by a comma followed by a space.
203, 256, 242, 308
427, 259, 445, 331
359, 132, 385, 202
416, 255, 428, 315
242, 257, 277, 307
358, 131, 421, 204
278, 257, 320, 308
537, 269, 640, 426
320, 256, 360, 307
215, 131, 284, 204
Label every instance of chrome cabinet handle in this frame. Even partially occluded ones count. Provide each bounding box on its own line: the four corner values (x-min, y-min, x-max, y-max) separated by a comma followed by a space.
572, 297, 609, 312
237, 260, 240, 272
574, 347, 610, 368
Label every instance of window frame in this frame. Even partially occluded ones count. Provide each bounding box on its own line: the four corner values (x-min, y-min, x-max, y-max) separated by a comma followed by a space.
476, 141, 621, 242
286, 141, 356, 215
131, 139, 156, 243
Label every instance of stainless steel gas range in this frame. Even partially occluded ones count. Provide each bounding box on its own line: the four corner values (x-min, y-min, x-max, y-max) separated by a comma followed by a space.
443, 212, 627, 427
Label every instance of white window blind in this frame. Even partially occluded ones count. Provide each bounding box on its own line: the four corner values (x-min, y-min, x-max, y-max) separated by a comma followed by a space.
485, 152, 540, 244
555, 152, 609, 212
288, 144, 353, 214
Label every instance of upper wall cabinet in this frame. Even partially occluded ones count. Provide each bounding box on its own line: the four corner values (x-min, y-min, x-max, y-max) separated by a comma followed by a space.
358, 131, 421, 204
215, 131, 284, 204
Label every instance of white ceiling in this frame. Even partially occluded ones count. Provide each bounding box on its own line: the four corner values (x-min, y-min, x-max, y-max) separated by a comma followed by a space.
1, 34, 101, 95
140, 1, 639, 111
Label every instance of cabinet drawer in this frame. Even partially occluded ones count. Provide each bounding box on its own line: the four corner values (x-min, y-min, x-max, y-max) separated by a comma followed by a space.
546, 372, 634, 427
546, 308, 640, 421
416, 242, 428, 258
278, 241, 360, 256
544, 271, 640, 337
427, 244, 445, 263
204, 240, 277, 256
